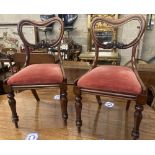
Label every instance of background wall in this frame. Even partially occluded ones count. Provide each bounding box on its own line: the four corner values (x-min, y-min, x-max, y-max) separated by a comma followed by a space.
0, 14, 40, 51
0, 14, 155, 65
66, 14, 88, 53
141, 14, 155, 63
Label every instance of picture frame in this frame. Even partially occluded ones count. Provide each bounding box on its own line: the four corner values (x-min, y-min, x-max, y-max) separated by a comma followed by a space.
87, 14, 118, 52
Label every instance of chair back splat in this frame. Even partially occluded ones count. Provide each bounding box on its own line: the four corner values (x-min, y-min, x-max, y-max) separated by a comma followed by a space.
74, 15, 147, 139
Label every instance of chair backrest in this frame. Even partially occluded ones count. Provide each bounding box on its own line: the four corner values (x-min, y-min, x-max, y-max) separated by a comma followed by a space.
90, 15, 146, 68
17, 16, 64, 67
40, 14, 55, 31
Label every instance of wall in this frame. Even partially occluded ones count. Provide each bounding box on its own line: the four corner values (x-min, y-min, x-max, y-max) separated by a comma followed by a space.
141, 14, 155, 63
0, 14, 40, 51
0, 14, 150, 65
67, 14, 88, 53
0, 14, 88, 52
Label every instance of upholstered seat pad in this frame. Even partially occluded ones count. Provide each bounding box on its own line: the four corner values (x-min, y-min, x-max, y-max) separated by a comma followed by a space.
77, 66, 142, 95
7, 64, 63, 86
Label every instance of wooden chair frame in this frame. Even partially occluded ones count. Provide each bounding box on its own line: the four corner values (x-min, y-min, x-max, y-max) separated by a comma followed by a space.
5, 17, 68, 128
74, 15, 147, 139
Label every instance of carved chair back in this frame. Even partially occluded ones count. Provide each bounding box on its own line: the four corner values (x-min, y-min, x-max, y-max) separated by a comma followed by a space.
90, 15, 146, 69
17, 17, 64, 68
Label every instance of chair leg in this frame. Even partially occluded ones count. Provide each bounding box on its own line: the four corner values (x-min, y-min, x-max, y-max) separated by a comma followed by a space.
60, 82, 68, 125
7, 91, 19, 128
74, 86, 82, 133
147, 87, 154, 106
126, 100, 131, 111
31, 89, 40, 102
132, 103, 144, 139
96, 95, 102, 106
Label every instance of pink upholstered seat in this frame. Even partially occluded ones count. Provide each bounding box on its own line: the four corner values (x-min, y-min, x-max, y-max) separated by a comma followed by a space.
7, 64, 63, 86
77, 66, 142, 95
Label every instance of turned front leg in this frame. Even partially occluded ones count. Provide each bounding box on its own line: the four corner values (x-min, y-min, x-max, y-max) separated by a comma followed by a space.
75, 95, 82, 133
60, 83, 68, 125
132, 104, 144, 139
7, 91, 19, 128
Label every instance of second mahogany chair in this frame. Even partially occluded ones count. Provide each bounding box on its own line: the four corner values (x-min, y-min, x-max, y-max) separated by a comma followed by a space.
6, 17, 68, 128
74, 15, 147, 139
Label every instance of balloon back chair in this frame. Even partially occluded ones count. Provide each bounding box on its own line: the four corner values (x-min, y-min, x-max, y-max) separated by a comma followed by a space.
6, 17, 68, 128
74, 15, 147, 139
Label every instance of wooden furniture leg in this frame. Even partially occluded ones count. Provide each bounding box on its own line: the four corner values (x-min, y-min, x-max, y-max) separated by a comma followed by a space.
31, 89, 40, 102
7, 91, 19, 128
96, 95, 102, 106
60, 81, 68, 125
132, 103, 144, 139
126, 100, 131, 111
74, 86, 82, 133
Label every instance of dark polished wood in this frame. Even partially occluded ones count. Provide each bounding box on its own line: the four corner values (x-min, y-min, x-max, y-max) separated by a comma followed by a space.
147, 86, 155, 107
74, 15, 147, 139
138, 64, 155, 88
132, 104, 144, 139
31, 89, 40, 102
63, 61, 90, 84
5, 17, 68, 128
60, 80, 68, 125
74, 86, 82, 132
0, 86, 155, 140
12, 52, 56, 70
96, 95, 102, 106
7, 91, 19, 128
126, 100, 131, 111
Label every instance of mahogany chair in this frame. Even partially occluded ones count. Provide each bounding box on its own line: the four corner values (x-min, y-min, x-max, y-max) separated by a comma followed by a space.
6, 17, 68, 128
74, 15, 147, 139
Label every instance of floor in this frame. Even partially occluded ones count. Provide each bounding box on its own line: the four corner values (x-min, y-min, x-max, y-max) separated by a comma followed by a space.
0, 85, 155, 140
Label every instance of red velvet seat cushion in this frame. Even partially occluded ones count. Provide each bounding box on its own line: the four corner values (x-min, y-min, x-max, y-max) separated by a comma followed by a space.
77, 66, 142, 95
7, 64, 63, 86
